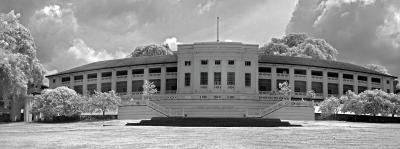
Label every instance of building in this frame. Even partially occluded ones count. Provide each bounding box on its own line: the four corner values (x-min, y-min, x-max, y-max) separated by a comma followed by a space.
46, 42, 397, 120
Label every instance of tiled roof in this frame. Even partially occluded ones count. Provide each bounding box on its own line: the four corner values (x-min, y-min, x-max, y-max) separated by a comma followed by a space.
47, 54, 394, 78
259, 55, 395, 77
47, 55, 177, 77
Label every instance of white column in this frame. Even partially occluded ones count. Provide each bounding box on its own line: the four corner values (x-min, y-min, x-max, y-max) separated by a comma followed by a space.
354, 74, 358, 93
338, 72, 343, 96
271, 65, 277, 92
161, 66, 166, 94
323, 71, 328, 99
127, 69, 133, 95
111, 71, 116, 92
367, 76, 372, 90
83, 73, 88, 96
289, 67, 295, 94
97, 72, 101, 92
306, 69, 312, 91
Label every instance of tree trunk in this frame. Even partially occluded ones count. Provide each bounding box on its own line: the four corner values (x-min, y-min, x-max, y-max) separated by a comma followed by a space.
102, 110, 105, 116
392, 114, 395, 117
10, 95, 22, 122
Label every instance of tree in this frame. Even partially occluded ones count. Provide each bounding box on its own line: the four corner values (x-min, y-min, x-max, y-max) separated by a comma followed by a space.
128, 44, 173, 57
386, 93, 400, 117
365, 64, 390, 75
306, 90, 316, 101
260, 33, 338, 60
359, 89, 389, 117
340, 91, 364, 115
319, 96, 340, 118
278, 81, 292, 100
31, 86, 83, 120
0, 11, 45, 121
86, 90, 121, 116
142, 80, 157, 100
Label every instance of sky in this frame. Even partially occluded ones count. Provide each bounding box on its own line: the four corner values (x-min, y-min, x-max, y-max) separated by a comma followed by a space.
1, 0, 399, 78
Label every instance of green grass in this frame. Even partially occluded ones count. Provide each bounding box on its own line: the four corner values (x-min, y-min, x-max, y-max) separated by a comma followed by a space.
0, 120, 399, 149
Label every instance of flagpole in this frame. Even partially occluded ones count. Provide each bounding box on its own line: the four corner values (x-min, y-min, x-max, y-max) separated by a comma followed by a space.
217, 17, 219, 42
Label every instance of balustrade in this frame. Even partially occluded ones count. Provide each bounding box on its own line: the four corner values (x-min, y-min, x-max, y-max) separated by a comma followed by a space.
149, 73, 161, 77
132, 74, 144, 78
328, 77, 338, 81
116, 75, 127, 79
87, 78, 97, 82
102, 76, 111, 80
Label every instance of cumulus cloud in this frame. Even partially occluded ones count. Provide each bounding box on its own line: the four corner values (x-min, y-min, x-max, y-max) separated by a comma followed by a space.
68, 38, 126, 63
286, 0, 400, 75
197, 0, 216, 15
163, 37, 181, 51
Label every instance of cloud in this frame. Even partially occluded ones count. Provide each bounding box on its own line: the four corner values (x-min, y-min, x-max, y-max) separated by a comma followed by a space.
197, 0, 216, 15
163, 37, 181, 51
68, 38, 126, 63
286, 0, 400, 75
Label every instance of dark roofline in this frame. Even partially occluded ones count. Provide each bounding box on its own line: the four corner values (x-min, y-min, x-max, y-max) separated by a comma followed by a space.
46, 62, 177, 77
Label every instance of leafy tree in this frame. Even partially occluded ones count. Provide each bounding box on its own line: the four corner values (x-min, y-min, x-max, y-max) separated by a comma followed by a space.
85, 90, 121, 116
359, 89, 389, 117
365, 64, 390, 75
386, 93, 400, 117
0, 11, 45, 121
142, 80, 157, 100
340, 91, 364, 115
278, 81, 292, 100
128, 44, 173, 57
31, 86, 83, 120
319, 96, 340, 118
260, 33, 338, 60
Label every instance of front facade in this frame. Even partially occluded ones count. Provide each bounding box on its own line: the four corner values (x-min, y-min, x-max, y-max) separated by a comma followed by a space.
46, 42, 397, 120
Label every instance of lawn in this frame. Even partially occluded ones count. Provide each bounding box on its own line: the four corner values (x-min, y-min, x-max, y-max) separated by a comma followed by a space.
0, 120, 399, 149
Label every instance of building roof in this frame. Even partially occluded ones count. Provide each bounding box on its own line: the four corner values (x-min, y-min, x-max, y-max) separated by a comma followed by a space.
46, 54, 395, 78
259, 55, 395, 78
47, 55, 178, 77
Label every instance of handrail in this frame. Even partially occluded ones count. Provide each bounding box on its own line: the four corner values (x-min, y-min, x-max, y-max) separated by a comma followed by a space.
259, 100, 289, 117
146, 100, 170, 117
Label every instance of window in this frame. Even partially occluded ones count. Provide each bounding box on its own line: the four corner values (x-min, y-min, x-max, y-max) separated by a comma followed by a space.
132, 69, 144, 74
343, 74, 353, 79
185, 73, 191, 86
259, 79, 271, 91
311, 71, 323, 76
372, 77, 381, 83
132, 80, 144, 92
294, 69, 306, 75
294, 81, 306, 92
387, 89, 391, 93
343, 85, 354, 94
228, 60, 234, 65
101, 83, 112, 92
214, 72, 221, 85
87, 73, 97, 79
312, 82, 323, 93
387, 80, 390, 84
259, 67, 271, 73
116, 70, 127, 76
277, 68, 289, 74
101, 72, 112, 77
358, 86, 367, 93
185, 61, 191, 66
245, 73, 251, 87
200, 72, 208, 85
166, 79, 177, 91
149, 68, 161, 73
215, 60, 221, 65
358, 76, 367, 81
166, 67, 177, 72
74, 85, 83, 95
61, 77, 70, 82
276, 80, 289, 90
227, 72, 235, 85
328, 83, 339, 94
149, 79, 161, 92
328, 72, 338, 78
87, 84, 97, 95
53, 79, 56, 83
116, 81, 127, 93
74, 75, 83, 80
201, 60, 208, 65
245, 61, 251, 66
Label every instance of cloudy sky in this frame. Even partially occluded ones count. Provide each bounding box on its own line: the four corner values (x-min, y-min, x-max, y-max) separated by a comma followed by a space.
1, 0, 399, 77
